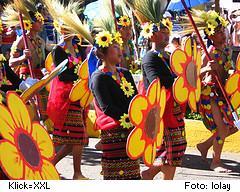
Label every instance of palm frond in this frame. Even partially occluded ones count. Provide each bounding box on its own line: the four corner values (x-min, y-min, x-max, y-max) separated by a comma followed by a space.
44, 0, 93, 44
124, 0, 169, 24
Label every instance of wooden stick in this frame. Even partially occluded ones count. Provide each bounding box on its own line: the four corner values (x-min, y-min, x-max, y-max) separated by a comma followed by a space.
18, 13, 34, 78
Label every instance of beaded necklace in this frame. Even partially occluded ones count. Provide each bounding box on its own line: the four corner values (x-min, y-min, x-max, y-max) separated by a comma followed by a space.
212, 47, 232, 71
102, 67, 124, 84
27, 35, 43, 60
62, 39, 82, 67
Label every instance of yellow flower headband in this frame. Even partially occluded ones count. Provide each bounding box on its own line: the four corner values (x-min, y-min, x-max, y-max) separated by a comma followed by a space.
34, 12, 45, 24
198, 10, 228, 36
140, 18, 173, 39
118, 15, 131, 27
95, 31, 123, 48
22, 12, 44, 31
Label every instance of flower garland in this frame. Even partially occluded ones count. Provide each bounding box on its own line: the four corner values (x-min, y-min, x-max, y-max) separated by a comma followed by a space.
102, 67, 135, 129
28, 35, 43, 61
62, 39, 83, 77
212, 47, 232, 71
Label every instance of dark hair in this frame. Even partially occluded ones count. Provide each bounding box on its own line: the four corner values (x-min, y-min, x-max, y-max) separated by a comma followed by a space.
95, 47, 109, 60
172, 37, 181, 45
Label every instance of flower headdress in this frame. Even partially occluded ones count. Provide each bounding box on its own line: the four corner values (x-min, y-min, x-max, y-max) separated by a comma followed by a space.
44, 0, 93, 44
182, 10, 228, 37
2, 0, 44, 30
124, 0, 171, 39
93, 11, 123, 48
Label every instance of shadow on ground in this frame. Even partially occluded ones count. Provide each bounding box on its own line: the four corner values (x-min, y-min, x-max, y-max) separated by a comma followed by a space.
182, 154, 240, 173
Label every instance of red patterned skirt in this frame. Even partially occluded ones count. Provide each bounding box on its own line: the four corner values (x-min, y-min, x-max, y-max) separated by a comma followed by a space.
53, 102, 88, 145
156, 103, 187, 166
101, 126, 141, 180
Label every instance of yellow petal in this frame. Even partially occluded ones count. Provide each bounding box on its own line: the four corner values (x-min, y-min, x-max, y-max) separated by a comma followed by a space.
156, 79, 161, 102
40, 159, 60, 180
231, 92, 240, 110
143, 143, 157, 166
79, 89, 94, 108
78, 59, 88, 79
225, 74, 239, 95
195, 78, 201, 102
126, 128, 146, 159
193, 40, 197, 61
7, 93, 32, 133
0, 141, 24, 179
129, 95, 148, 126
147, 79, 159, 105
188, 91, 197, 112
196, 50, 202, 75
184, 37, 192, 57
173, 77, 189, 103
31, 123, 54, 159
25, 165, 42, 180
0, 105, 16, 143
69, 80, 93, 107
159, 88, 166, 118
171, 49, 186, 75
156, 120, 164, 147
45, 52, 53, 72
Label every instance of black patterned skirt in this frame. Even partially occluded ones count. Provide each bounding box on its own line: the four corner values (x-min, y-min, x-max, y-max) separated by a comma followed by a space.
101, 126, 141, 180
53, 102, 89, 145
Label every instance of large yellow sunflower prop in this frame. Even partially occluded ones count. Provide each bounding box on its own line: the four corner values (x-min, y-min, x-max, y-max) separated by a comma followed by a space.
127, 78, 166, 166
0, 92, 59, 180
170, 37, 202, 112
69, 59, 94, 108
225, 54, 240, 110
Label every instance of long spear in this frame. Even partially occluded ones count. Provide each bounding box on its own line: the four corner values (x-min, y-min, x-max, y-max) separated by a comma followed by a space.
180, 0, 240, 129
18, 13, 35, 78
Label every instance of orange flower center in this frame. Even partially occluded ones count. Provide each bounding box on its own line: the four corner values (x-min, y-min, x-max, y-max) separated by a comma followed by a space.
145, 107, 160, 140
18, 133, 40, 167
186, 61, 197, 88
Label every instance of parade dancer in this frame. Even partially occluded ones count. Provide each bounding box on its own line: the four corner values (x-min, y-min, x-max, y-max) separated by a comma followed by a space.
3, 0, 48, 121
188, 10, 239, 173
126, 0, 187, 180
90, 29, 141, 180
44, 0, 94, 180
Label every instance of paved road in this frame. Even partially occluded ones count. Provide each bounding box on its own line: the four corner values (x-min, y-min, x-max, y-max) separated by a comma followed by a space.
56, 138, 240, 180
